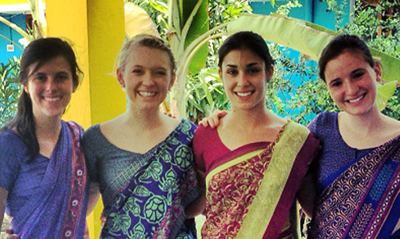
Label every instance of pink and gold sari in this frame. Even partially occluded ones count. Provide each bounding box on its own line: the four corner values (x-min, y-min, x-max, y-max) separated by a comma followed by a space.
202, 121, 319, 239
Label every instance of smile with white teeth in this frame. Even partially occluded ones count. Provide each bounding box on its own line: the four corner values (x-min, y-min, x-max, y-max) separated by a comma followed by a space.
347, 93, 365, 103
139, 91, 157, 97
45, 97, 60, 102
236, 92, 252, 97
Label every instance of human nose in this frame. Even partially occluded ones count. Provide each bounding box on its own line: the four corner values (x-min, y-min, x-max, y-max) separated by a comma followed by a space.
237, 72, 249, 86
45, 78, 57, 91
142, 72, 154, 85
344, 80, 358, 95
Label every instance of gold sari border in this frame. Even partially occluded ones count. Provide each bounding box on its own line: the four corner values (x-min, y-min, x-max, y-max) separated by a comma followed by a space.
236, 121, 310, 239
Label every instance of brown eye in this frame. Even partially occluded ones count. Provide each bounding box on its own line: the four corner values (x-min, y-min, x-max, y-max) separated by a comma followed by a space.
331, 81, 342, 87
56, 73, 69, 81
155, 71, 167, 76
33, 74, 47, 82
353, 72, 364, 79
247, 67, 261, 75
227, 69, 238, 75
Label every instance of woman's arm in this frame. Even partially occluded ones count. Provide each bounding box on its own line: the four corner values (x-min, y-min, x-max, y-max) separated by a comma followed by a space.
297, 168, 317, 218
185, 169, 206, 218
0, 186, 8, 231
87, 182, 100, 215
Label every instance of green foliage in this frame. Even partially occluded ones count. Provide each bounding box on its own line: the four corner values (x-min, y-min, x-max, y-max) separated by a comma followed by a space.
266, 45, 338, 124
184, 0, 253, 121
0, 57, 21, 127
274, 0, 303, 16
129, 0, 169, 39
186, 69, 229, 124
340, 1, 400, 55
206, 0, 252, 67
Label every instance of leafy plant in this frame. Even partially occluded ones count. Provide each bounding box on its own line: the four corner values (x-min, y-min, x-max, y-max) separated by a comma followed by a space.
0, 57, 21, 127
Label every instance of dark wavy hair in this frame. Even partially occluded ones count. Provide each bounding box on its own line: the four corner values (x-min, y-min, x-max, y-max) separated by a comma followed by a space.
318, 34, 374, 82
1, 37, 83, 161
218, 31, 275, 72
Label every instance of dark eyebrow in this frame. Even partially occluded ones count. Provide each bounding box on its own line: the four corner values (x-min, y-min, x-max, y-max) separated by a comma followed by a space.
351, 68, 364, 75
56, 71, 70, 76
225, 62, 260, 68
246, 62, 260, 68
154, 66, 168, 71
329, 78, 340, 84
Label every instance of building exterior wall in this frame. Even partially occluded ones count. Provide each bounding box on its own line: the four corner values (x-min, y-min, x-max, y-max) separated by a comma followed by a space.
250, 0, 353, 29
0, 13, 25, 63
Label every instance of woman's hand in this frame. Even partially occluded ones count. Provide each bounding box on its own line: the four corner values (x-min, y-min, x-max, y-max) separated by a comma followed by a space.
5, 229, 17, 239
199, 110, 228, 128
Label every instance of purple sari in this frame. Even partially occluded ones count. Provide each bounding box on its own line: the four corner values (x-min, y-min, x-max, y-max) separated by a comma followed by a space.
309, 135, 400, 239
100, 120, 199, 239
1, 121, 88, 238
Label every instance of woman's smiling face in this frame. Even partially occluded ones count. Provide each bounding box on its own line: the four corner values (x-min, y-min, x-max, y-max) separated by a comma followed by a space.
24, 56, 77, 121
219, 48, 273, 112
324, 51, 381, 116
117, 45, 175, 111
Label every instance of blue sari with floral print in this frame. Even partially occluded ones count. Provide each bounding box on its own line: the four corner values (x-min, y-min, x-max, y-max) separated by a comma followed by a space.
100, 120, 199, 239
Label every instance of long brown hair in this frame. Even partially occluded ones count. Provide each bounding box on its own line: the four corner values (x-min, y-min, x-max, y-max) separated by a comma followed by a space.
1, 37, 83, 161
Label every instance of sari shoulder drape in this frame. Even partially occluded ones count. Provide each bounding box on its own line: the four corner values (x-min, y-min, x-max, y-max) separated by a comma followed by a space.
2, 121, 87, 238
203, 121, 319, 239
309, 133, 400, 239
0, 129, 27, 193
100, 119, 199, 239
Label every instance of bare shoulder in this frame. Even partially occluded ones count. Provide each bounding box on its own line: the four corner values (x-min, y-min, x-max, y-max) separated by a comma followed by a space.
269, 112, 288, 129
99, 115, 125, 136
384, 115, 400, 137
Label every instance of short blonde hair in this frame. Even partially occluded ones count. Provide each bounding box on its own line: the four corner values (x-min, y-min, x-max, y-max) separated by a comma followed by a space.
116, 34, 176, 74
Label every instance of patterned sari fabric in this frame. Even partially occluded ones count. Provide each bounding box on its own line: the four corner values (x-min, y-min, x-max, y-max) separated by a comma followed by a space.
309, 135, 400, 239
0, 121, 88, 238
100, 121, 199, 239
202, 122, 319, 239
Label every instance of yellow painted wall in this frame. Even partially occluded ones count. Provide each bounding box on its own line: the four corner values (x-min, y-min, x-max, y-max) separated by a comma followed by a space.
45, 0, 126, 237
46, 0, 92, 128
0, 0, 33, 4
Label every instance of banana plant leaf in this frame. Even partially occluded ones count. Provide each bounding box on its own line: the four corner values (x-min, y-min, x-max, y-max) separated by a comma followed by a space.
178, 0, 209, 75
125, 2, 159, 38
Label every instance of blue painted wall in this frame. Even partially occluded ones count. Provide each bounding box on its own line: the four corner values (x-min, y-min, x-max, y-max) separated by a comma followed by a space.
0, 13, 25, 64
250, 0, 352, 29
